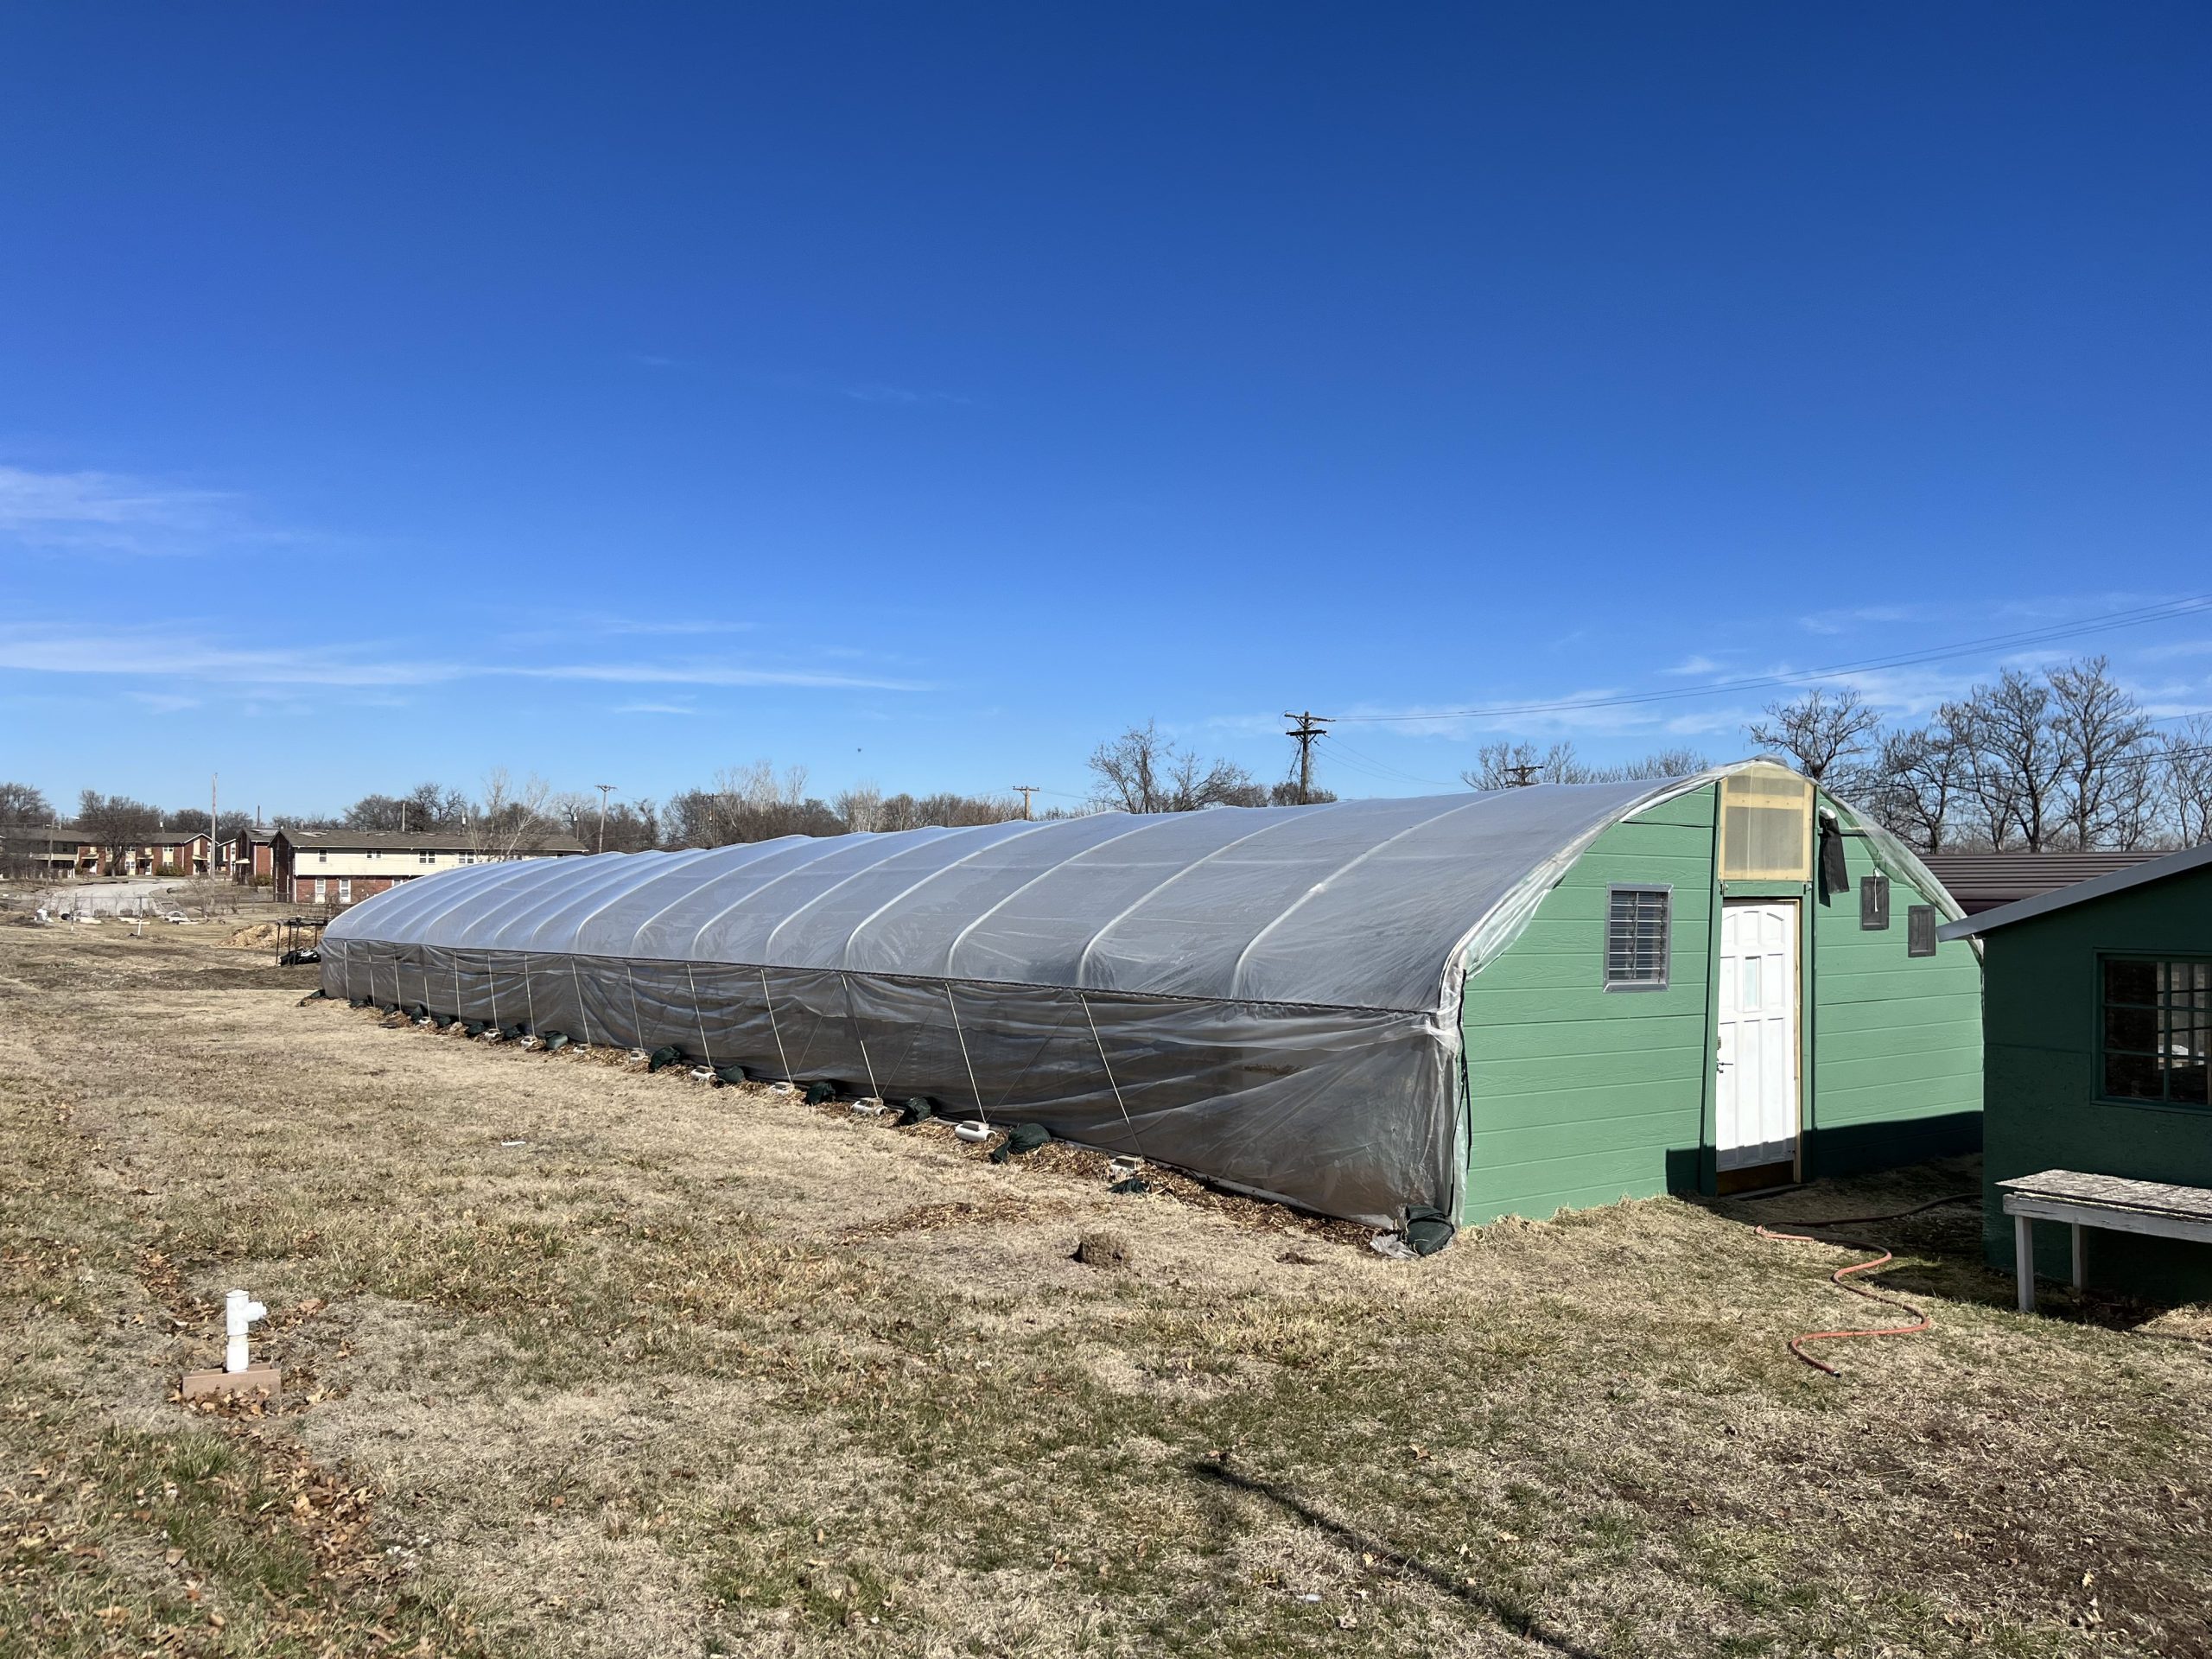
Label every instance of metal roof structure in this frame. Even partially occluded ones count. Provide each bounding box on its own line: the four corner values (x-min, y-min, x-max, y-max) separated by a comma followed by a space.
1918, 850, 2170, 915
1938, 842, 2212, 939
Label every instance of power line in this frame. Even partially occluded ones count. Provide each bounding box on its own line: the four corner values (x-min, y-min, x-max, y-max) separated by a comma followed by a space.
1324, 593, 2212, 725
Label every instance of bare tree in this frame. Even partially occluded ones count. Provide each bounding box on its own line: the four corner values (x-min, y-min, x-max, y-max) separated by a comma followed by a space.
0, 781, 54, 823
1948, 671, 2067, 851
344, 782, 469, 833
1859, 721, 1971, 853
1088, 721, 1261, 812
1460, 741, 1708, 791
666, 761, 844, 847
551, 791, 660, 853
1461, 741, 1581, 789
835, 783, 887, 834
0, 783, 60, 882
472, 767, 559, 857
2160, 715, 2212, 848
75, 791, 161, 874
2049, 655, 2156, 849
1747, 688, 1881, 784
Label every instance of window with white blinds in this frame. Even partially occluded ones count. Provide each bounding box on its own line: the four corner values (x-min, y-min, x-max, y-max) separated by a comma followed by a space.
1605, 885, 1671, 990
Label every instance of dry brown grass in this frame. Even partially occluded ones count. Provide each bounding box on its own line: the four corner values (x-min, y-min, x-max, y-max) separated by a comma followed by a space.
3, 925, 2209, 1658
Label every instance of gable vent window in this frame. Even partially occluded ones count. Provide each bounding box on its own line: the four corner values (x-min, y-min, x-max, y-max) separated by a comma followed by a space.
1605, 885, 1671, 991
1859, 874, 1891, 931
1906, 906, 1937, 957
1719, 766, 1813, 882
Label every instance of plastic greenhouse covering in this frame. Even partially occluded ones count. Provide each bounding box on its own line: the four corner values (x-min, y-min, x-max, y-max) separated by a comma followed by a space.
322, 779, 1712, 1225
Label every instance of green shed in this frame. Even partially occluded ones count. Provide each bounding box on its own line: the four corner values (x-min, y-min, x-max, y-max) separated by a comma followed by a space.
1939, 845, 2212, 1301
1459, 761, 1982, 1218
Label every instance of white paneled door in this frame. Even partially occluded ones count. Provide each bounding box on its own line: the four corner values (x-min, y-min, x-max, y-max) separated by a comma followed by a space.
1715, 900, 1800, 1174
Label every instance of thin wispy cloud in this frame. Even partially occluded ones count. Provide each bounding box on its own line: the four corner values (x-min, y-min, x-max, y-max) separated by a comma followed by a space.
0, 463, 258, 558
2133, 636, 2212, 664
1797, 604, 1916, 636
1662, 653, 1726, 677
752, 370, 978, 409
0, 622, 926, 693
839, 382, 972, 407
613, 700, 698, 715
129, 690, 201, 714
591, 617, 760, 637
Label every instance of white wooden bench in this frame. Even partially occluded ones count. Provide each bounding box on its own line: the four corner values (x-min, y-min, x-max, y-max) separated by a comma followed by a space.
1998, 1169, 2212, 1313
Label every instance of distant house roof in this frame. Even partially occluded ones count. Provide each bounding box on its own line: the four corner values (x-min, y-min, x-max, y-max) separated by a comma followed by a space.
276, 827, 587, 855
1937, 843, 2212, 940
1918, 850, 2170, 915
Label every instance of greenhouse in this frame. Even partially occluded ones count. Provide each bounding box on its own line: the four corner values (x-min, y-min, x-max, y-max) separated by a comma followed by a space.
319, 761, 1984, 1230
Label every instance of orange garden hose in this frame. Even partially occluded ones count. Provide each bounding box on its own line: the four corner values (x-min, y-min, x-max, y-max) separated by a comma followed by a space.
1751, 1195, 1975, 1376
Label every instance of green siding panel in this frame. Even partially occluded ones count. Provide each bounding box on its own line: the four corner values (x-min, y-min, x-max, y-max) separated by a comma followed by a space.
1806, 825, 1984, 1164
1460, 791, 1715, 1224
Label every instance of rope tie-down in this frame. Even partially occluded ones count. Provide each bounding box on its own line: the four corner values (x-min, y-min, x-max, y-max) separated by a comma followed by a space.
1751, 1195, 1975, 1376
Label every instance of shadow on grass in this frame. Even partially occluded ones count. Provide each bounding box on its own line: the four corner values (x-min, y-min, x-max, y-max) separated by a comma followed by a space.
1706, 1174, 2198, 1337
1189, 1459, 1602, 1659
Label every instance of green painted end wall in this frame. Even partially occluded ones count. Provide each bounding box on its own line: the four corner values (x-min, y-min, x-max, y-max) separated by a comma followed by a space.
1978, 863, 2212, 1301
1459, 791, 1714, 1224
1457, 784, 1985, 1225
1805, 820, 1983, 1177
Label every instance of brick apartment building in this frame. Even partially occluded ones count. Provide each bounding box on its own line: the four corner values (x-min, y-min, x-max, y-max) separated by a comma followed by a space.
221, 825, 277, 885
273, 827, 587, 907
0, 823, 212, 877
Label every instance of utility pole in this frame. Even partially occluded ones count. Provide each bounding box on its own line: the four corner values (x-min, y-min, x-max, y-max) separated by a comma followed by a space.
210, 772, 218, 878
594, 783, 617, 854
1281, 711, 1332, 804
1012, 785, 1039, 821
1501, 761, 1541, 788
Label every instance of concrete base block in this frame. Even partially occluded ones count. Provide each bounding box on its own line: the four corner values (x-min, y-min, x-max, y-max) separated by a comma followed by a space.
181, 1364, 281, 1402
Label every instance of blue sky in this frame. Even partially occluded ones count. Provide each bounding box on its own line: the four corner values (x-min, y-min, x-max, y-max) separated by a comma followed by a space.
3, 5, 2209, 817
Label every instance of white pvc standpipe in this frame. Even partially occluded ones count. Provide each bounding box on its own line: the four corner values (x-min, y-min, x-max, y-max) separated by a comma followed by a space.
225, 1288, 266, 1373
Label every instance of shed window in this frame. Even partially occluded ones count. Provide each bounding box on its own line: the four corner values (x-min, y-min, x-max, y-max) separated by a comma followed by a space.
1906, 905, 1936, 957
1605, 886, 1670, 990
2101, 957, 2210, 1107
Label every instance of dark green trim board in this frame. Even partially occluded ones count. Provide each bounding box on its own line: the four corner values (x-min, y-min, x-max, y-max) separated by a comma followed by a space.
1457, 782, 1984, 1225
1975, 862, 2212, 1302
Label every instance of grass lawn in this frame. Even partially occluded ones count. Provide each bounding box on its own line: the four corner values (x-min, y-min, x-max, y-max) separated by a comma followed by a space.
3, 922, 2208, 1657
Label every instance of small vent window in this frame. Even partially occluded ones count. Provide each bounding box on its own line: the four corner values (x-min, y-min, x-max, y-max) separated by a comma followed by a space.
1906, 906, 1937, 957
1859, 874, 1891, 931
1719, 766, 1813, 882
1605, 885, 1671, 991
